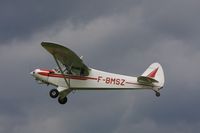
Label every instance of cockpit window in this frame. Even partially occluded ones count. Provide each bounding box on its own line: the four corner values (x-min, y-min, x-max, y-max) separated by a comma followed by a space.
54, 68, 60, 73
49, 71, 55, 74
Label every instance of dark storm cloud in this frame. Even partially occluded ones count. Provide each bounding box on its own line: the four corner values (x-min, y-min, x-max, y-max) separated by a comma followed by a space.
142, 0, 200, 44
0, 0, 138, 43
1, 0, 200, 133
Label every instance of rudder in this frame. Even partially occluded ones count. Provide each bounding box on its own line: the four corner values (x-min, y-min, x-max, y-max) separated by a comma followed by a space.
141, 62, 165, 87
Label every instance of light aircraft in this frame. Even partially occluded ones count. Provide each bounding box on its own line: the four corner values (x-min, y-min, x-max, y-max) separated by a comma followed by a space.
30, 42, 165, 104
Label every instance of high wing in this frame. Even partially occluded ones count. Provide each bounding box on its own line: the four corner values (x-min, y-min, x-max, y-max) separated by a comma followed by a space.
41, 42, 89, 76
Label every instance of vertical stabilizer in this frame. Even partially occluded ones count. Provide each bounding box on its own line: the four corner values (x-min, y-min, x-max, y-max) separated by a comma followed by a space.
141, 63, 165, 87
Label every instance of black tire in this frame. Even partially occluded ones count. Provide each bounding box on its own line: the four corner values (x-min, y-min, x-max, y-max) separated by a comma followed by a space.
58, 97, 68, 104
155, 92, 161, 97
49, 89, 59, 98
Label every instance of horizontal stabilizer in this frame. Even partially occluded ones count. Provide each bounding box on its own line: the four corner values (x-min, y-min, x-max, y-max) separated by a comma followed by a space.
137, 76, 158, 85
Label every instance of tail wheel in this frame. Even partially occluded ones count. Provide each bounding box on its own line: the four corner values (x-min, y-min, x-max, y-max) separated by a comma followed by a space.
49, 89, 59, 98
155, 91, 161, 97
58, 97, 68, 104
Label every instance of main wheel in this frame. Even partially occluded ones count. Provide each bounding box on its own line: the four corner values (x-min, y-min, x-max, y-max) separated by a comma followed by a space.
58, 97, 68, 104
155, 92, 161, 97
49, 89, 59, 98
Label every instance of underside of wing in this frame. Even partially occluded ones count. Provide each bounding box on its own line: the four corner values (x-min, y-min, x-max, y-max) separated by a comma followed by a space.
41, 42, 89, 76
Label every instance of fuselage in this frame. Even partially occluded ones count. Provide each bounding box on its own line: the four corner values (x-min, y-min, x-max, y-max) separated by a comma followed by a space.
30, 68, 161, 91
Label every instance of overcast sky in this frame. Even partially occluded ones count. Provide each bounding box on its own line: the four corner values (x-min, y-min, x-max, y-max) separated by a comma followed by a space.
1, 0, 200, 133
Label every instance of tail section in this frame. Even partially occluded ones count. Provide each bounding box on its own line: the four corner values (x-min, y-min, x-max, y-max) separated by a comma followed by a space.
138, 63, 165, 88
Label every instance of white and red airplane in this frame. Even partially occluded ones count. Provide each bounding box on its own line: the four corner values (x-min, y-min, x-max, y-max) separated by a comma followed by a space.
30, 42, 165, 104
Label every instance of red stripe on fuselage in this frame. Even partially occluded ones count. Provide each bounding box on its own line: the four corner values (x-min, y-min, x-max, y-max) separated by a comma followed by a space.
39, 69, 55, 73
125, 82, 139, 85
38, 72, 97, 80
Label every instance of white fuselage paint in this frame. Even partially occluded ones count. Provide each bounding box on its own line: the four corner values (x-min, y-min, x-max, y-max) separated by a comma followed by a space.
32, 68, 161, 91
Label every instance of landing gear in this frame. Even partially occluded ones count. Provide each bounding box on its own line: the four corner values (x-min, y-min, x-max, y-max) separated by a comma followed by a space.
155, 91, 160, 97
58, 97, 68, 104
49, 88, 71, 104
49, 89, 59, 98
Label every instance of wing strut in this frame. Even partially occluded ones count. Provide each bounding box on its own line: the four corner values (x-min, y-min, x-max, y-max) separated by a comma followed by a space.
53, 55, 70, 88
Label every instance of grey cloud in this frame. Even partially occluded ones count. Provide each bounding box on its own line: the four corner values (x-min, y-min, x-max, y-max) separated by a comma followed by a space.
0, 0, 138, 43
1, 0, 200, 133
141, 0, 200, 42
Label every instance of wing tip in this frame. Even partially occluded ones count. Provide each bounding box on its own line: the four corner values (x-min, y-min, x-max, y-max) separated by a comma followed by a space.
41, 41, 54, 45
41, 42, 66, 49
41, 42, 51, 48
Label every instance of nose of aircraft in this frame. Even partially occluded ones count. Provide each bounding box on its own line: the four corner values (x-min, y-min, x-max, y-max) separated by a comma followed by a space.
30, 69, 50, 84
30, 69, 53, 76
30, 71, 35, 76
30, 69, 38, 76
